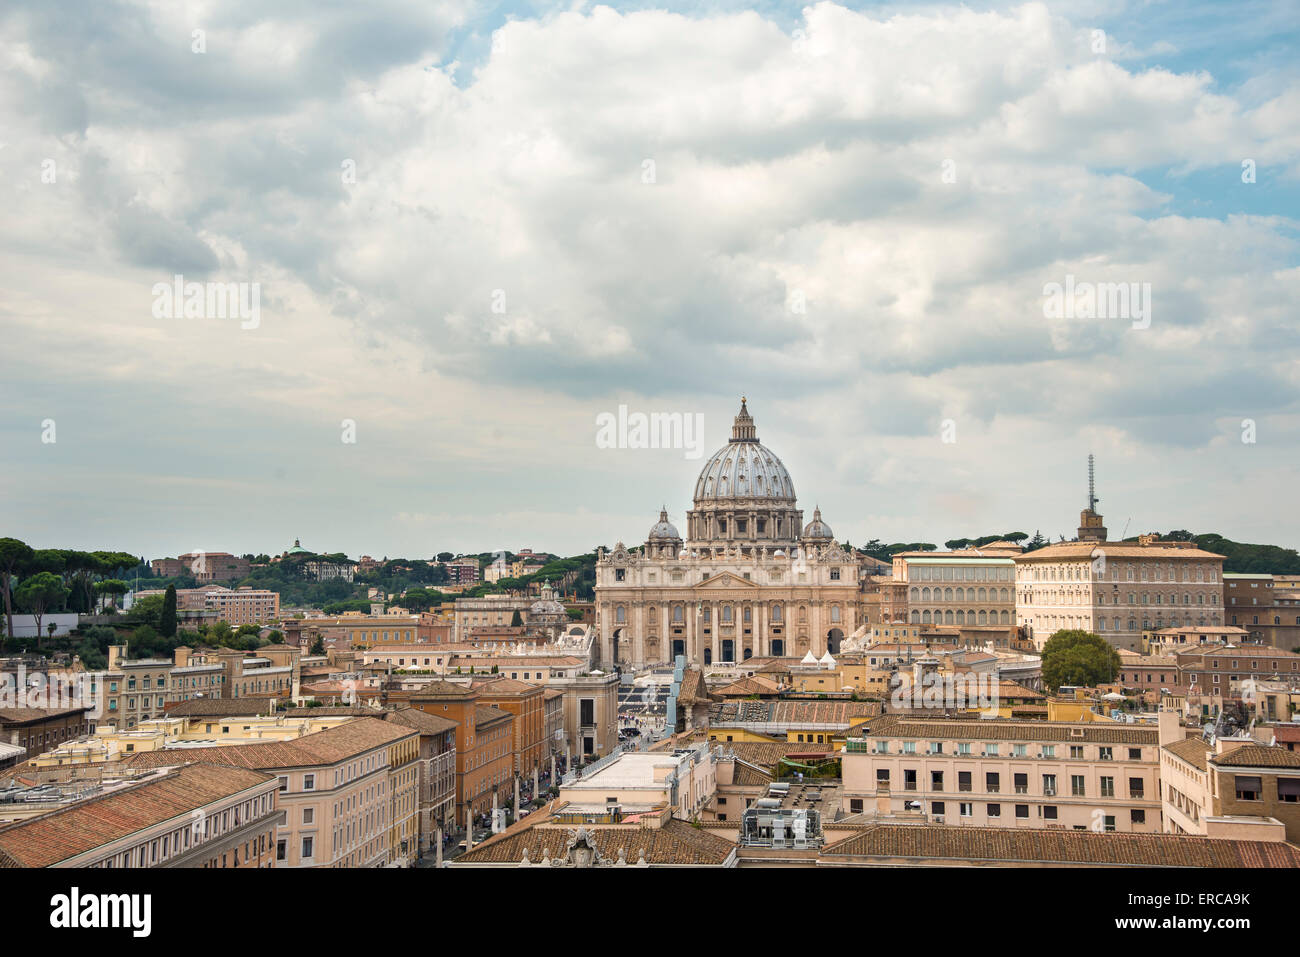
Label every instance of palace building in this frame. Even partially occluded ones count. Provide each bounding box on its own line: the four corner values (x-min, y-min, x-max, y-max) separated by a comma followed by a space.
594, 399, 859, 670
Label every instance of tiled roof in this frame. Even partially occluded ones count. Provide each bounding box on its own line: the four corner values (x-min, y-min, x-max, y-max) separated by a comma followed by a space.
0, 707, 90, 724
1015, 541, 1226, 561
123, 717, 416, 771
409, 680, 477, 697
1163, 737, 1211, 771
162, 698, 277, 717
454, 815, 734, 866
856, 715, 1158, 745
473, 678, 543, 694
729, 759, 773, 787
820, 823, 1300, 867
0, 763, 274, 867
1211, 745, 1300, 769
677, 669, 709, 705
475, 706, 513, 729
715, 741, 833, 770
770, 700, 880, 726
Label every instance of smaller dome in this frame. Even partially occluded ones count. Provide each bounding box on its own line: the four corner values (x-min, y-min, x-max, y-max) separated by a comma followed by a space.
802, 507, 833, 540
647, 508, 681, 541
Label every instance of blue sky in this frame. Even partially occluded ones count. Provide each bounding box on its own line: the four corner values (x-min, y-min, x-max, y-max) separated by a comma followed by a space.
1, 0, 1298, 560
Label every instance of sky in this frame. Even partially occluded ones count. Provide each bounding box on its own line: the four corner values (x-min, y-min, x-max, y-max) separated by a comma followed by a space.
1, 0, 1298, 561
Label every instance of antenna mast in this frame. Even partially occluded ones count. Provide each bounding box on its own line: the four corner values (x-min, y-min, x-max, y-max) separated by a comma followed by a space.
1087, 454, 1098, 512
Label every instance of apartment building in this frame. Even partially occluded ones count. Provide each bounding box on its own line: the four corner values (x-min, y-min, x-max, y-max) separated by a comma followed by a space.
0, 763, 283, 868
1174, 644, 1300, 698
405, 682, 515, 819
1224, 573, 1300, 651
122, 718, 420, 867
152, 552, 251, 582
893, 546, 1021, 628
0, 707, 94, 759
472, 678, 547, 775
1160, 711, 1300, 842
842, 715, 1163, 833
1016, 533, 1226, 652
282, 613, 451, 651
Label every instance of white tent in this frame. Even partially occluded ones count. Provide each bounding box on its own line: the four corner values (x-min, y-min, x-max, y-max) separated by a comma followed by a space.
800, 650, 818, 665
819, 651, 836, 669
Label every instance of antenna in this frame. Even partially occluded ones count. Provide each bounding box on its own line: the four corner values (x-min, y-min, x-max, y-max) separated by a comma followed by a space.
1087, 454, 1098, 512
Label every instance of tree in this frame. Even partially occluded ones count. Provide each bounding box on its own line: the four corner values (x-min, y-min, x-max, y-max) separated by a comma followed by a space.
267, 629, 284, 644
437, 552, 454, 562
510, 610, 523, 627
160, 585, 178, 638
1025, 530, 1048, 551
95, 579, 130, 611
309, 636, 325, 656
0, 538, 34, 639
15, 571, 69, 647
1040, 630, 1121, 691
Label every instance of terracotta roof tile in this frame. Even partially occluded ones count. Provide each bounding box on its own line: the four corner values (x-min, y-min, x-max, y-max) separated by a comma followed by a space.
821, 823, 1300, 867
0, 763, 274, 867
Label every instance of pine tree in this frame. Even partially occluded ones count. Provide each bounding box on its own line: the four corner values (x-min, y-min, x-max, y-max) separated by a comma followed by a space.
160, 584, 178, 638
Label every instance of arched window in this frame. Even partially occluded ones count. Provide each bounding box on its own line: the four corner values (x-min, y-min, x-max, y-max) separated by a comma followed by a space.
922, 610, 932, 624
910, 587, 919, 601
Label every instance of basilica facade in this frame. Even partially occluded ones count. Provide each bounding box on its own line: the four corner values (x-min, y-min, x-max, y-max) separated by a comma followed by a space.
594, 400, 859, 670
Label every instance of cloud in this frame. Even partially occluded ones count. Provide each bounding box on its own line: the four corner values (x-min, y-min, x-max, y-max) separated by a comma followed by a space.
1, 0, 1298, 557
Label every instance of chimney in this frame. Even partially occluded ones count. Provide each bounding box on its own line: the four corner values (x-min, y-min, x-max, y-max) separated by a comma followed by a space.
1157, 707, 1183, 746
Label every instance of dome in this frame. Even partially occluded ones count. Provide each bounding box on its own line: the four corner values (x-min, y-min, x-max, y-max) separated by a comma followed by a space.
802, 507, 833, 540
693, 399, 796, 503
647, 508, 681, 540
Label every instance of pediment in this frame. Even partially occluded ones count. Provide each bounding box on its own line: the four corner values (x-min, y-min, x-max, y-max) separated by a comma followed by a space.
698, 572, 759, 589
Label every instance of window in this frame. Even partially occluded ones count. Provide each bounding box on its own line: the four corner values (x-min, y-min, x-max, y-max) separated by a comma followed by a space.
1100, 776, 1115, 798
1098, 747, 1113, 761
1129, 777, 1144, 798
1278, 779, 1300, 803
1015, 804, 1029, 819
1042, 774, 1056, 796
1131, 809, 1146, 824
986, 772, 1000, 793
1071, 775, 1086, 797
987, 803, 1001, 817
958, 771, 972, 792
1128, 748, 1142, 761
276, 840, 287, 861
931, 770, 944, 791
1235, 776, 1262, 801
301, 837, 314, 859
1043, 805, 1058, 821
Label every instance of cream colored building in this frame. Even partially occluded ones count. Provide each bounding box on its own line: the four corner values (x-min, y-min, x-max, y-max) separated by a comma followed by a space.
1016, 524, 1225, 653
595, 400, 859, 669
842, 715, 1163, 832
893, 547, 1020, 628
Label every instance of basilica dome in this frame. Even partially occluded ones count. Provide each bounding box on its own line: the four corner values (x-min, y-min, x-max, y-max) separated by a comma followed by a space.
647, 508, 681, 540
802, 507, 833, 540
692, 399, 796, 503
